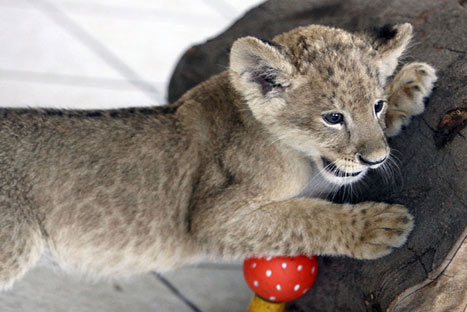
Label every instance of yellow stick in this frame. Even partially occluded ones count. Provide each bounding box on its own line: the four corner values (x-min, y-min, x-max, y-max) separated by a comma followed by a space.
247, 295, 286, 312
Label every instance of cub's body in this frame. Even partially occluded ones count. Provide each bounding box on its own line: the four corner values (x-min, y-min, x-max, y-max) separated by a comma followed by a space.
0, 73, 310, 278
0, 24, 436, 289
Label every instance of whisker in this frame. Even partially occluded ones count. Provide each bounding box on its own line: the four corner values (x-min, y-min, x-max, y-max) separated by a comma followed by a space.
304, 162, 336, 199
342, 159, 349, 202
387, 154, 403, 190
389, 147, 403, 159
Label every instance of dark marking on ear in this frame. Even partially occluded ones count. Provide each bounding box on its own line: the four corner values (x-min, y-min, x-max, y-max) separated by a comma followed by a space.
253, 69, 281, 95
368, 24, 399, 51
373, 24, 397, 41
259, 38, 283, 50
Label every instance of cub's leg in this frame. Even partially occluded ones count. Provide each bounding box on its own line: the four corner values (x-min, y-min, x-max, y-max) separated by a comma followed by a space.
192, 189, 414, 260
385, 62, 437, 137
0, 200, 44, 290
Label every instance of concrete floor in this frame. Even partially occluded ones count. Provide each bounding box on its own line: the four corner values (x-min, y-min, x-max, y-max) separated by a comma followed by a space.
0, 0, 264, 311
0, 263, 252, 312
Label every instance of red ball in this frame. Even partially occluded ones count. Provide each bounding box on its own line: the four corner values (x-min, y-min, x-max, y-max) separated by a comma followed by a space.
243, 255, 318, 302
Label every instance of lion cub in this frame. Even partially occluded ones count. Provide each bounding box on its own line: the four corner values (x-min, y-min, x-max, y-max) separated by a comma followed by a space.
0, 23, 436, 289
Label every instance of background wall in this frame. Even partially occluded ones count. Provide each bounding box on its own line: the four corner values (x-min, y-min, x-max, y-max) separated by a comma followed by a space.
0, 0, 263, 108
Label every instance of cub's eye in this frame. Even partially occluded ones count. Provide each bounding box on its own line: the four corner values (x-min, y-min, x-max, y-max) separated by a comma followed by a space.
374, 100, 385, 114
323, 112, 344, 125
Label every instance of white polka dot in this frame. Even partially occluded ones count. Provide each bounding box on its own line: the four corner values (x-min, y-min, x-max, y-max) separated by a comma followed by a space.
266, 256, 272, 261
302, 288, 309, 294
252, 263, 256, 268
276, 284, 282, 291
269, 296, 276, 301
253, 280, 258, 287
281, 263, 287, 269
266, 270, 272, 277
311, 266, 316, 274
297, 265, 303, 271
294, 284, 300, 291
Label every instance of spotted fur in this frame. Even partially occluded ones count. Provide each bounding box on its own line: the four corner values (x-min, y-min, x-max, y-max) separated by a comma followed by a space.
0, 24, 436, 289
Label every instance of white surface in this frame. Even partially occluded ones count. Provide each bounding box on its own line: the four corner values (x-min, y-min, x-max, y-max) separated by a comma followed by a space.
0, 0, 265, 106
164, 264, 252, 312
0, 5, 121, 79
0, 266, 192, 312
0, 0, 264, 311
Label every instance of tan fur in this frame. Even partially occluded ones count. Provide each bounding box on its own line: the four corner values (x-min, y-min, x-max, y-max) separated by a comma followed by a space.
0, 24, 437, 289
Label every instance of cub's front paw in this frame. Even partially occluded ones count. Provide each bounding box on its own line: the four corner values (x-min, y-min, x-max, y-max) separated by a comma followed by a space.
349, 202, 414, 260
389, 62, 437, 116
386, 62, 437, 137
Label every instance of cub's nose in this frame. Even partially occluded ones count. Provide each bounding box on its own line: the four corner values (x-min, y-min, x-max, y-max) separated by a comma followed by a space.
356, 153, 387, 166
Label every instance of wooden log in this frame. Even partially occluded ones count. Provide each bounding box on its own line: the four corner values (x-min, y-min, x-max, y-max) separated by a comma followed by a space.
388, 227, 467, 312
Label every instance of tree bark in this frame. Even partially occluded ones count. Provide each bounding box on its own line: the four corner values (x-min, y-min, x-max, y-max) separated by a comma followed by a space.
168, 0, 467, 310
387, 228, 467, 312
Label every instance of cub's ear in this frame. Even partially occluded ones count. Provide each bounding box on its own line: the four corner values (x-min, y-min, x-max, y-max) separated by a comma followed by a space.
369, 23, 413, 84
229, 37, 294, 97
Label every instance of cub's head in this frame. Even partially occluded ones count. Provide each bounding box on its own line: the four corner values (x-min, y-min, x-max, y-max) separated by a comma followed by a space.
229, 24, 413, 185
